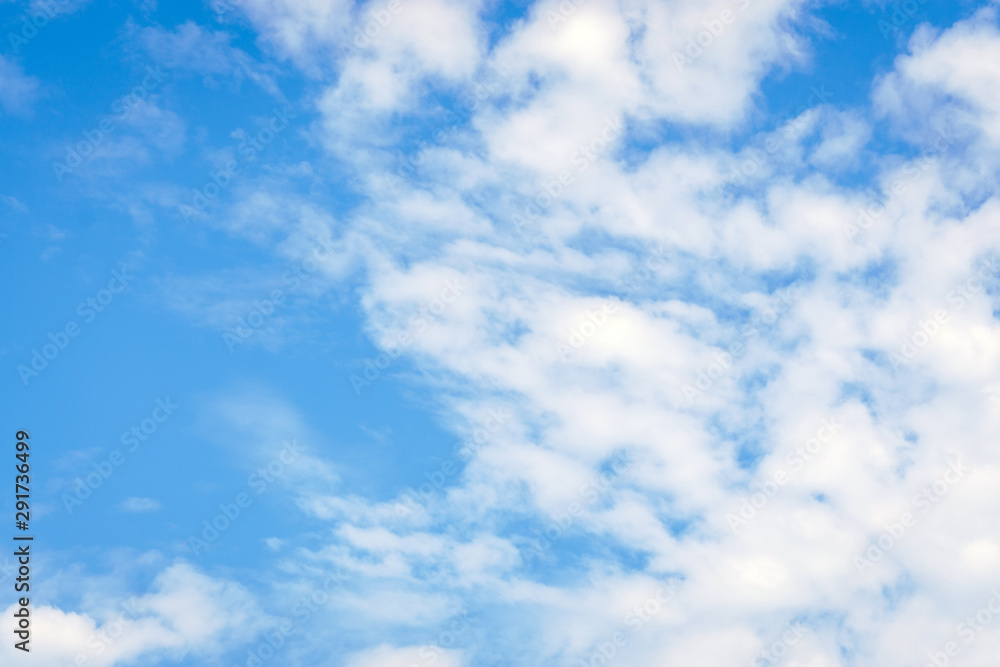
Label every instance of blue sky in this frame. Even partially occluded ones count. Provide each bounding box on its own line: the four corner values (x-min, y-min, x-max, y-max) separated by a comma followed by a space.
3, 0, 1000, 666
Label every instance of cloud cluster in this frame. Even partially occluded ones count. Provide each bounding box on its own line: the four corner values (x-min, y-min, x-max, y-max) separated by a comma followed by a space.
28, 0, 1000, 665
162, 1, 1000, 664
0, 562, 270, 666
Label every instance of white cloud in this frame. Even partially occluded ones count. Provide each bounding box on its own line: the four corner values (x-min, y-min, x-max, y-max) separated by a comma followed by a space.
28, 0, 89, 17
626, 0, 812, 126
875, 7, 1000, 145
141, 2, 1000, 665
119, 497, 161, 512
0, 562, 270, 666
121, 99, 187, 157
1, 194, 27, 211
809, 109, 871, 168
230, 0, 354, 71
206, 388, 339, 486
0, 55, 39, 115
134, 20, 284, 98
345, 644, 464, 667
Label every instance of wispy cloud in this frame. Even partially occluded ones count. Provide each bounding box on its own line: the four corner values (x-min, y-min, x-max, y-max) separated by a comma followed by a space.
119, 497, 162, 512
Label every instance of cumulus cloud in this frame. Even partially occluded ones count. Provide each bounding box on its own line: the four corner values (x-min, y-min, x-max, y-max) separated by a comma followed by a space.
69, 2, 1000, 665
875, 6, 1000, 145
197, 2, 1000, 664
0, 562, 271, 666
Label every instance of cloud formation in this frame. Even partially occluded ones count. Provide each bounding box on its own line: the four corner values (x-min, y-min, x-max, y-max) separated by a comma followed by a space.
14, 1, 1000, 666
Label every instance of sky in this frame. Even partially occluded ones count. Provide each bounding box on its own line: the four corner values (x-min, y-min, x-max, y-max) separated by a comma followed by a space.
2, 0, 1000, 665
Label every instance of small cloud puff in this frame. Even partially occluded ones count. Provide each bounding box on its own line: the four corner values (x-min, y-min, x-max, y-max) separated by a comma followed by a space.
120, 497, 162, 512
